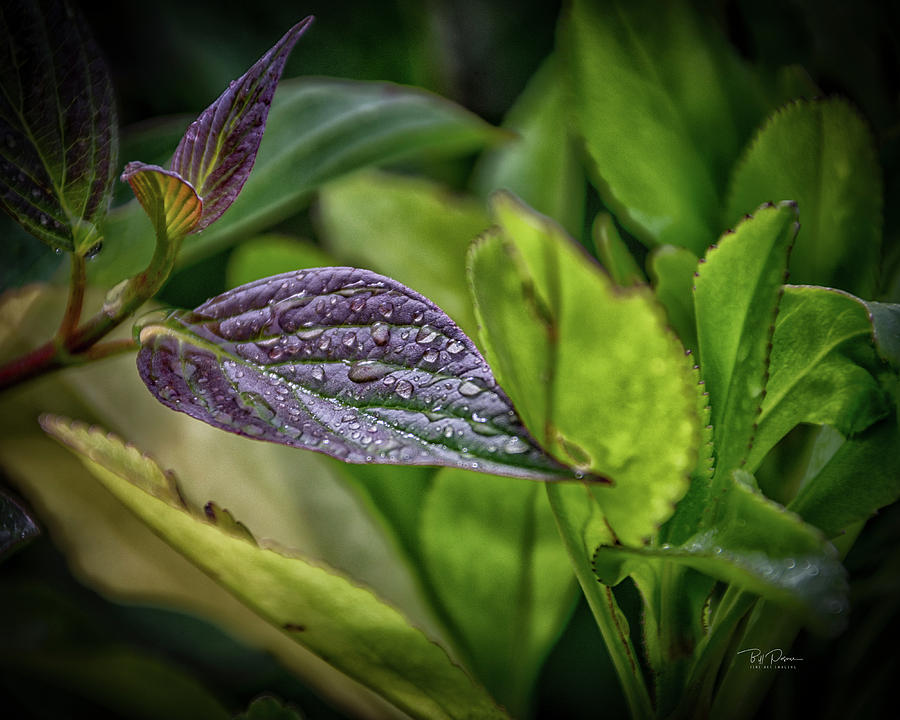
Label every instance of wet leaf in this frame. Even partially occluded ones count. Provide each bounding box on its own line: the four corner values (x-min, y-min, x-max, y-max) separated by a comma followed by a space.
0, 0, 117, 255
136, 267, 572, 481
594, 470, 848, 633
0, 486, 40, 561
40, 415, 510, 720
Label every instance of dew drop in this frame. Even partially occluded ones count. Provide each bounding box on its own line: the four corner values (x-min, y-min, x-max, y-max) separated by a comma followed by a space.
378, 302, 394, 318
382, 375, 396, 386
423, 349, 439, 364
395, 379, 414, 400
371, 322, 390, 346
268, 346, 285, 361
297, 327, 324, 340
412, 310, 424, 324
458, 380, 483, 397
342, 332, 356, 347
471, 411, 487, 423
443, 426, 454, 438
446, 340, 465, 355
350, 297, 366, 312
503, 437, 528, 454
416, 325, 438, 344
348, 360, 393, 383
315, 298, 326, 313
311, 365, 325, 382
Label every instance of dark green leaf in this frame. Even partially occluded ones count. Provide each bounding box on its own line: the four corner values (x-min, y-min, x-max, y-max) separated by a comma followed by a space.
137, 267, 572, 481
0, 0, 117, 255
91, 79, 506, 286
595, 470, 848, 633
726, 99, 882, 296
748, 286, 890, 471
40, 415, 510, 720
564, 0, 771, 253
790, 415, 900, 538
863, 300, 900, 370
0, 486, 40, 560
468, 193, 700, 545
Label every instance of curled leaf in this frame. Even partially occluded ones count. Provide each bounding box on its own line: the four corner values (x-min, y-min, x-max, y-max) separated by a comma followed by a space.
136, 267, 573, 481
120, 163, 202, 241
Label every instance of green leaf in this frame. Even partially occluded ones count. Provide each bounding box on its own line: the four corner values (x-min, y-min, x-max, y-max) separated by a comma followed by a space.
137, 267, 573, 481
420, 469, 576, 716
863, 300, 900, 370
748, 286, 890, 471
0, 0, 117, 255
591, 213, 645, 287
40, 415, 509, 720
227, 235, 335, 288
0, 485, 40, 560
726, 99, 882, 296
789, 415, 900, 538
316, 169, 491, 337
694, 202, 798, 478
468, 193, 700, 545
120, 164, 202, 242
648, 245, 699, 354
91, 79, 505, 287
563, 0, 770, 253
235, 695, 304, 720
471, 56, 585, 237
594, 470, 848, 633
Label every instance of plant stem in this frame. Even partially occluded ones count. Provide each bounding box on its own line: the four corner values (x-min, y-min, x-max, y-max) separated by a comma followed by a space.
546, 483, 655, 720
56, 252, 86, 342
0, 226, 179, 392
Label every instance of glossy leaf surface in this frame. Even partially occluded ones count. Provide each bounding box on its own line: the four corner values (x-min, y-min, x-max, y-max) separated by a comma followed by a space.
137, 267, 571, 480
726, 99, 882, 296
468, 193, 700, 545
595, 470, 848, 632
748, 285, 890, 471
170, 18, 312, 231
40, 416, 509, 720
0, 0, 117, 254
0, 486, 40, 560
91, 78, 505, 286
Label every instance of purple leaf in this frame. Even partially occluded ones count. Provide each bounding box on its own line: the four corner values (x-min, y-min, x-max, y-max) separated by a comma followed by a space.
169, 17, 313, 231
0, 0, 117, 255
137, 267, 580, 481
